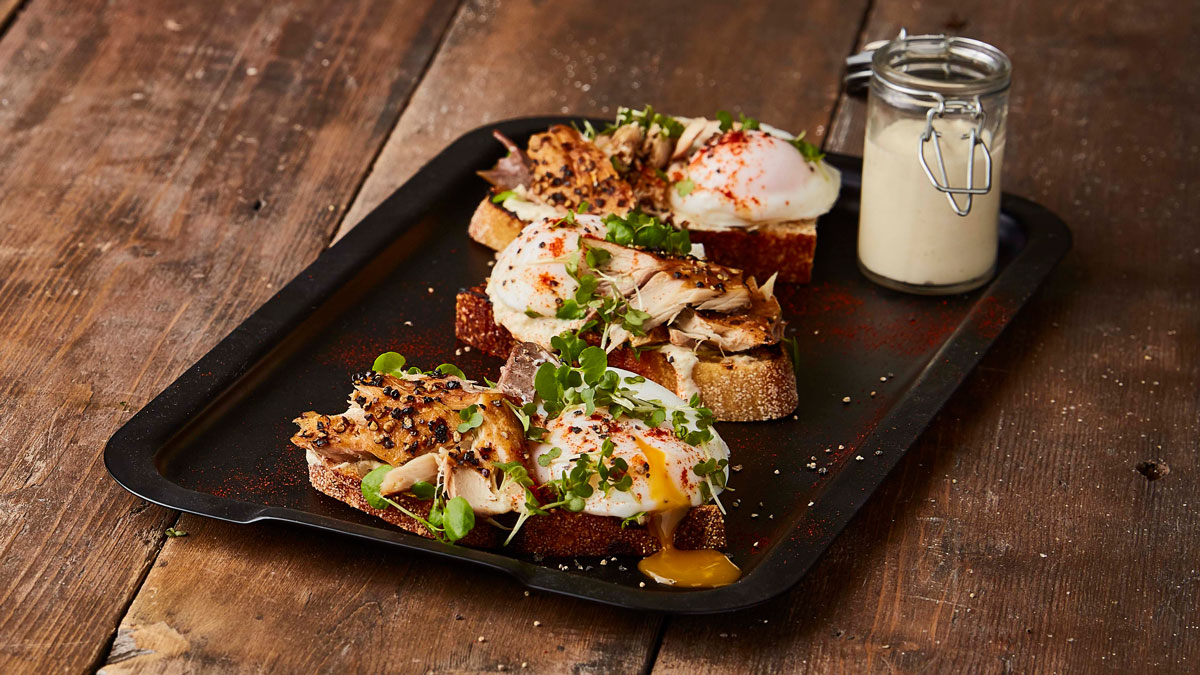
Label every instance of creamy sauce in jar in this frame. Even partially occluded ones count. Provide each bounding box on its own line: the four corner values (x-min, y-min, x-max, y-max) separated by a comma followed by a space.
858, 117, 1004, 288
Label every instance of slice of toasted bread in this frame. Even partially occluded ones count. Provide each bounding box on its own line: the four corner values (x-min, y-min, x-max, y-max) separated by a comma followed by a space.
468, 195, 527, 252
687, 220, 817, 284
455, 286, 798, 421
308, 459, 724, 556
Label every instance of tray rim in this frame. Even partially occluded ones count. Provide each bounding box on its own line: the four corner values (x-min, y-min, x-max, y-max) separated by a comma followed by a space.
105, 116, 1072, 614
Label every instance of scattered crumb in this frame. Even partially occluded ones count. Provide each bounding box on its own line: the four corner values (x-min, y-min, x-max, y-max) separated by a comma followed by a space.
870, 391, 876, 397
533, 620, 541, 627
750, 513, 759, 519
403, 320, 413, 326
164, 18, 182, 31
639, 581, 646, 588
855, 455, 864, 461
522, 663, 528, 669
880, 376, 887, 382
773, 469, 780, 475
807, 501, 814, 507
523, 591, 530, 597
427, 287, 435, 293
842, 396, 851, 404
477, 636, 487, 643
246, 66, 258, 76
1039, 553, 1048, 558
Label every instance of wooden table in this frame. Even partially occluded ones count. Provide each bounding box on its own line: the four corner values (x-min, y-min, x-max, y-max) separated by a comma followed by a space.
2, 1, 1196, 672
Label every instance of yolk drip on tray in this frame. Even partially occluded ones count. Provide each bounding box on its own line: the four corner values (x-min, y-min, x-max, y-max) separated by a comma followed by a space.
635, 437, 741, 588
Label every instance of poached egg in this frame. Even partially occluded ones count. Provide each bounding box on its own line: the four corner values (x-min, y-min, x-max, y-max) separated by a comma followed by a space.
528, 368, 730, 519
669, 127, 841, 228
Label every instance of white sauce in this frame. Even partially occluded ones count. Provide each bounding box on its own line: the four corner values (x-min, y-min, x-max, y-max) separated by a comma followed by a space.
492, 301, 585, 347
858, 117, 1004, 287
501, 186, 563, 222
659, 344, 700, 400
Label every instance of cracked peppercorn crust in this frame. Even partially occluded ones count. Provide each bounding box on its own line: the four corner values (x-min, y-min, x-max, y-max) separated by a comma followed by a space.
454, 286, 799, 422
308, 459, 724, 555
526, 125, 634, 214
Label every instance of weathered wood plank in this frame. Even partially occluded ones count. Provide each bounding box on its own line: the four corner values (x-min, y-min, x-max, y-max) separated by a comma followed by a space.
105, 518, 665, 673
0, 0, 458, 671
653, 0, 1200, 673
110, 1, 870, 672
336, 0, 868, 239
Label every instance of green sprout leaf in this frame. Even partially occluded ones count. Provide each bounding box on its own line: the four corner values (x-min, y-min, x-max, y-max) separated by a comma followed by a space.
675, 179, 695, 197
360, 465, 393, 510
491, 190, 515, 203
435, 363, 466, 379
443, 497, 476, 543
716, 110, 733, 131
578, 346, 607, 385
410, 481, 436, 500
620, 512, 645, 529
457, 404, 484, 433
788, 130, 826, 163
784, 336, 802, 383
371, 352, 407, 376
537, 446, 563, 467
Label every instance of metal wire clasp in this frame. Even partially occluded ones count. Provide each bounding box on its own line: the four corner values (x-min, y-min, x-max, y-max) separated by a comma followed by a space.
918, 98, 993, 216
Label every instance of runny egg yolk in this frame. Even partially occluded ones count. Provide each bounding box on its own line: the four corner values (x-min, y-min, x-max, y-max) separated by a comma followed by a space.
636, 437, 690, 510
634, 437, 741, 588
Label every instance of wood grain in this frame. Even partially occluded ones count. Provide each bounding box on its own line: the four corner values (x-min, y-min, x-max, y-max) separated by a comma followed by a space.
107, 1, 871, 672
0, 0, 457, 671
653, 0, 1200, 673
105, 518, 664, 674
336, 0, 869, 239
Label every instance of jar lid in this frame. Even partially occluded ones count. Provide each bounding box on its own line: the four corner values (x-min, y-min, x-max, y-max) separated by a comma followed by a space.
868, 34, 1011, 98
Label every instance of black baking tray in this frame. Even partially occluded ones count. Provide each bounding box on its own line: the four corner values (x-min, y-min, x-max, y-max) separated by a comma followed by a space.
105, 117, 1070, 613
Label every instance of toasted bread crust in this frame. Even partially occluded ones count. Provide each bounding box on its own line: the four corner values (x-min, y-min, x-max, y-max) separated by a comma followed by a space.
308, 460, 723, 556
688, 220, 817, 283
468, 196, 527, 251
455, 287, 798, 421
515, 505, 725, 557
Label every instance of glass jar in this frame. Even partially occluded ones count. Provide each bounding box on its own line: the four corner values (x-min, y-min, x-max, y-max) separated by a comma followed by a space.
857, 35, 1012, 294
